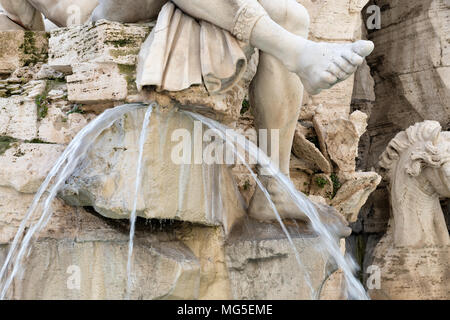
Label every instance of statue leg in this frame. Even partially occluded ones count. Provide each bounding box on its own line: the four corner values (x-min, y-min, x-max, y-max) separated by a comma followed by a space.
91, 0, 166, 23
0, 0, 44, 30
247, 0, 308, 220
250, 0, 308, 178
247, 0, 350, 236
173, 0, 373, 95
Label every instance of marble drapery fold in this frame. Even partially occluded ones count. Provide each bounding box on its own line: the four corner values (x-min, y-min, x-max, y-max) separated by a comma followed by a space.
137, 2, 251, 94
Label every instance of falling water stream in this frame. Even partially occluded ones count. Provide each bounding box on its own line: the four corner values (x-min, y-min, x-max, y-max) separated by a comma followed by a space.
0, 103, 147, 299
0, 102, 368, 300
183, 111, 369, 300
126, 104, 154, 299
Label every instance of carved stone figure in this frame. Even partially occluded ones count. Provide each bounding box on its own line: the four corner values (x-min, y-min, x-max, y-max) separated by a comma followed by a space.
0, 0, 373, 232
369, 121, 450, 299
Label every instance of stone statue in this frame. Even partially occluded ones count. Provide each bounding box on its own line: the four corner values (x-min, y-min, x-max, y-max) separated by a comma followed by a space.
369, 121, 450, 299
0, 0, 374, 232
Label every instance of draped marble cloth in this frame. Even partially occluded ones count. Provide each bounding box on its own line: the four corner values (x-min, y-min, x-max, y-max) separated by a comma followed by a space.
137, 2, 252, 94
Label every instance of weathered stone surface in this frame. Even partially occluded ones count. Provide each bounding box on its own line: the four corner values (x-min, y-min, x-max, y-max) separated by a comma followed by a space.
59, 107, 246, 231
356, 187, 390, 233
66, 63, 130, 103
48, 20, 151, 71
300, 0, 369, 42
314, 107, 368, 176
226, 221, 336, 300
0, 196, 336, 299
38, 106, 95, 144
368, 236, 450, 300
0, 10, 377, 300
0, 143, 65, 193
365, 0, 450, 131
0, 186, 78, 244
49, 20, 257, 124
318, 239, 347, 300
309, 174, 333, 199
332, 172, 381, 223
0, 96, 38, 141
0, 30, 48, 75
292, 123, 332, 174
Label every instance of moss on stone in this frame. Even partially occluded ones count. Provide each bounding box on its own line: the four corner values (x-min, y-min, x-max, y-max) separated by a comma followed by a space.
240, 99, 250, 115
331, 173, 342, 198
118, 64, 138, 94
19, 31, 48, 67
106, 38, 136, 48
315, 176, 329, 188
110, 48, 140, 59
243, 180, 251, 191
35, 79, 65, 119
25, 138, 54, 144
0, 136, 17, 155
67, 104, 85, 115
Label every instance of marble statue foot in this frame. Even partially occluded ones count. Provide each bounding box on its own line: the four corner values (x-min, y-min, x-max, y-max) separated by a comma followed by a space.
248, 175, 351, 238
291, 39, 374, 95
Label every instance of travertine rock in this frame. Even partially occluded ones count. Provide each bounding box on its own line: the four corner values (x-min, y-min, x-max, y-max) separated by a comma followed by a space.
332, 172, 381, 223
0, 192, 336, 299
365, 0, 450, 131
38, 107, 96, 144
0, 30, 48, 75
309, 174, 333, 199
292, 124, 332, 174
0, 10, 376, 299
66, 63, 130, 103
0, 186, 79, 244
313, 107, 368, 176
59, 107, 246, 232
369, 237, 450, 300
0, 96, 38, 141
48, 20, 151, 71
0, 143, 65, 193
48, 20, 258, 124
226, 221, 336, 300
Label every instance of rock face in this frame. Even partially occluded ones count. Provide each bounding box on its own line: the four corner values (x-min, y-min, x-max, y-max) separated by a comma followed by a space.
0, 30, 48, 76
60, 107, 246, 232
366, 0, 449, 132
0, 207, 336, 299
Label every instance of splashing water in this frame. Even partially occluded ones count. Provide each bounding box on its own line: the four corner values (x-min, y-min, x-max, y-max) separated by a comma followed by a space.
184, 112, 316, 298
126, 104, 155, 299
0, 102, 368, 300
183, 111, 369, 300
0, 103, 148, 300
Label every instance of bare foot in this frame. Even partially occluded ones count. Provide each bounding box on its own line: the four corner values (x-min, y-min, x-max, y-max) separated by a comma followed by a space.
289, 39, 374, 95
248, 175, 351, 238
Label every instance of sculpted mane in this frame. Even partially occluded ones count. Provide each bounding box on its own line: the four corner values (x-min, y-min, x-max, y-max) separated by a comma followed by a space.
379, 120, 442, 179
